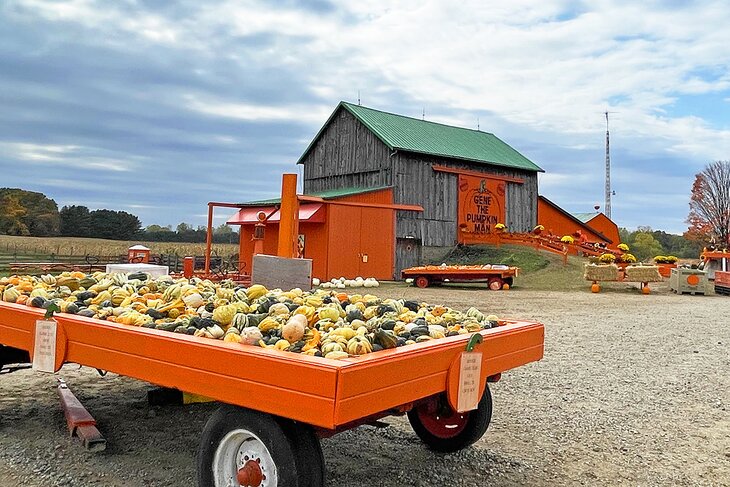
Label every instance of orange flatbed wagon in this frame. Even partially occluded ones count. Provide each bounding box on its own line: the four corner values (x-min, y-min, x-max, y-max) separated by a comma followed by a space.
0, 301, 544, 487
402, 265, 520, 290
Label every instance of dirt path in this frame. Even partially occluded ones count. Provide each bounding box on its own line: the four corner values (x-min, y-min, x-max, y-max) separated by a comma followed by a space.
1, 284, 729, 486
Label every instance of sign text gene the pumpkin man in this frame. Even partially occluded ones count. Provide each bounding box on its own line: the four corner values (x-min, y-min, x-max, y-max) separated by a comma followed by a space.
466, 192, 498, 233
457, 174, 505, 243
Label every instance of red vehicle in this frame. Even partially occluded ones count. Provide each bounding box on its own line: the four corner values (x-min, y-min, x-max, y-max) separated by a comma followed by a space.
402, 265, 519, 290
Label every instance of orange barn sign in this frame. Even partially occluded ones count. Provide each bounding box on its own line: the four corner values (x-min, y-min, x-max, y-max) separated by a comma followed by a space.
457, 174, 505, 244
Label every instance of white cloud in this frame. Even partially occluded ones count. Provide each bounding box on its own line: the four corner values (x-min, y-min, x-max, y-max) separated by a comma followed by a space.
183, 94, 331, 123
1, 142, 134, 172
10, 0, 183, 45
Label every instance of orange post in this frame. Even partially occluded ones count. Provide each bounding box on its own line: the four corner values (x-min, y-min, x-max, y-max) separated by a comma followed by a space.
277, 174, 299, 258
183, 257, 194, 278
205, 203, 213, 274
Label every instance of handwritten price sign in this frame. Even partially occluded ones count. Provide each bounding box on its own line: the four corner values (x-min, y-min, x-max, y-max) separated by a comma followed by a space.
32, 319, 57, 373
457, 351, 482, 412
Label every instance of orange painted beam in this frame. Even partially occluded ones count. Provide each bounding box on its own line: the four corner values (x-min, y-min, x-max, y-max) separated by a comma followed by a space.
277, 174, 299, 258
432, 164, 525, 184
204, 204, 214, 274
297, 195, 423, 212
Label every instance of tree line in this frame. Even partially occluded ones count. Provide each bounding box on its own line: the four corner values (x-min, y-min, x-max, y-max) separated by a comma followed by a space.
0, 188, 238, 243
618, 227, 703, 261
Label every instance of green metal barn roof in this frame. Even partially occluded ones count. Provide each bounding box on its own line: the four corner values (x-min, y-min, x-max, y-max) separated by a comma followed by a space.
297, 101, 543, 172
573, 212, 600, 223
238, 186, 391, 206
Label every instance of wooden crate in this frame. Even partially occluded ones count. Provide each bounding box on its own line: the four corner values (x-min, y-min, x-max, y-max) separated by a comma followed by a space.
669, 268, 708, 295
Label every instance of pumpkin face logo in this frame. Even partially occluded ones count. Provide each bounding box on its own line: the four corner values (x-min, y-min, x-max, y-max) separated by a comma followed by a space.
459, 179, 468, 192
479, 179, 487, 193
497, 182, 505, 196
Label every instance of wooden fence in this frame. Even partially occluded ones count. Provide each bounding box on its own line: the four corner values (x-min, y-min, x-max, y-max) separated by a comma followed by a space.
1, 253, 239, 275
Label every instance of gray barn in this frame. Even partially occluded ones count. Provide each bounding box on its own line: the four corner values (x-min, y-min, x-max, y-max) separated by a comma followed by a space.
298, 102, 543, 277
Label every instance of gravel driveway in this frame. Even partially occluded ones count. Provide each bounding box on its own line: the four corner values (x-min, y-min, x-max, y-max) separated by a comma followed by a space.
1, 284, 728, 486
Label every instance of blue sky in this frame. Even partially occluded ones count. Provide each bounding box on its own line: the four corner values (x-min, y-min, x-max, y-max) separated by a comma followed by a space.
1, 0, 729, 234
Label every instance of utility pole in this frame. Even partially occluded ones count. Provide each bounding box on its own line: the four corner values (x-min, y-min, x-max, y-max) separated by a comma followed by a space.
604, 111, 611, 219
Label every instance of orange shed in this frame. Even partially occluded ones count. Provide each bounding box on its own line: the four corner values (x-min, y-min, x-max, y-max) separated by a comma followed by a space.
537, 196, 615, 247
227, 187, 422, 281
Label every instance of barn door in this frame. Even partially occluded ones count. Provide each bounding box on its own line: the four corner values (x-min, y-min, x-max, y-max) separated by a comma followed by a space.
395, 238, 422, 280
358, 207, 394, 280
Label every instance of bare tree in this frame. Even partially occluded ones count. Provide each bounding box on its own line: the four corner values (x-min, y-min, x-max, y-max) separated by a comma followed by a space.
687, 160, 730, 246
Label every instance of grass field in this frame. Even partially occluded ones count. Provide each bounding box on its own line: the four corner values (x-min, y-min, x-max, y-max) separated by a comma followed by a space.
0, 235, 239, 258
431, 244, 586, 291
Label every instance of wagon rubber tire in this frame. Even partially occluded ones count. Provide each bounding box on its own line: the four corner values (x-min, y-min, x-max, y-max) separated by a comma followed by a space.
278, 419, 325, 487
415, 276, 430, 288
407, 386, 492, 453
197, 404, 299, 487
488, 277, 504, 291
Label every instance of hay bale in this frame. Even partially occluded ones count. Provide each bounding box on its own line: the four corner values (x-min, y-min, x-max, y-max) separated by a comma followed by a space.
584, 263, 619, 281
624, 265, 662, 282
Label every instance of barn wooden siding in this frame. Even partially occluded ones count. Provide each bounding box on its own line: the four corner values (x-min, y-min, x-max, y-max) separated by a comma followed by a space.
302, 109, 392, 192
391, 153, 537, 246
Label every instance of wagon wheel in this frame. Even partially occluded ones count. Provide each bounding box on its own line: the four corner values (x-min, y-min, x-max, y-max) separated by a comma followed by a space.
414, 276, 430, 288
279, 419, 325, 487
488, 277, 503, 291
407, 386, 492, 453
198, 405, 324, 487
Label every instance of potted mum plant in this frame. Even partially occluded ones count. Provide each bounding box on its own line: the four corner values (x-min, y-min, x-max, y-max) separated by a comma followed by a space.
654, 255, 678, 277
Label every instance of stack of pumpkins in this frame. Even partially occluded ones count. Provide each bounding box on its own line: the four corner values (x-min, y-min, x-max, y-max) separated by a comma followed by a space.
317, 276, 380, 289
0, 272, 500, 360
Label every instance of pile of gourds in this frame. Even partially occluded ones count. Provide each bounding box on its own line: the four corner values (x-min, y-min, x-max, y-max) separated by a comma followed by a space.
0, 272, 500, 360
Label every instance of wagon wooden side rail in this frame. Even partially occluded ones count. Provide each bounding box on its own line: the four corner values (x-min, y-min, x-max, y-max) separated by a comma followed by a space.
402, 265, 520, 290
0, 301, 544, 486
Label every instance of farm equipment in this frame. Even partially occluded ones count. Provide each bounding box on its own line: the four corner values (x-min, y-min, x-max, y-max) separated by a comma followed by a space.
0, 300, 543, 486
715, 271, 730, 295
700, 250, 729, 281
402, 265, 519, 290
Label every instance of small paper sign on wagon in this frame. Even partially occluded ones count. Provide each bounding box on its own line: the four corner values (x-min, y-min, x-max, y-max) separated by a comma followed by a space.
457, 350, 482, 412
32, 304, 60, 373
32, 319, 57, 373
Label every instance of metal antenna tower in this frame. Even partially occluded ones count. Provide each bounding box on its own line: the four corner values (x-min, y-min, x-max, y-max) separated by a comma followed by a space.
604, 111, 611, 219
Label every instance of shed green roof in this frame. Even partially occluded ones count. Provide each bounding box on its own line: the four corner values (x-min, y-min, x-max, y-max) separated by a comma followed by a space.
298, 101, 543, 172
573, 212, 601, 223
238, 186, 391, 206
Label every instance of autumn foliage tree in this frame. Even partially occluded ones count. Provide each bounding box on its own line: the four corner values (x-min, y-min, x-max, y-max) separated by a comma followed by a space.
686, 160, 730, 247
0, 188, 60, 236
